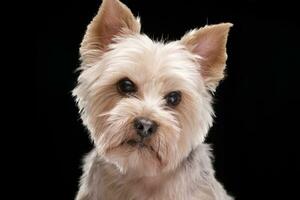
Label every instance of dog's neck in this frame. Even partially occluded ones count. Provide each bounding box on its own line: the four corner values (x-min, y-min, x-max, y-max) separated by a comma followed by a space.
90, 144, 213, 199
131, 148, 198, 191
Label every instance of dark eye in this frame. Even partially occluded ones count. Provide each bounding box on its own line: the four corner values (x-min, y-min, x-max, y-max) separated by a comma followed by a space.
117, 78, 137, 95
165, 91, 182, 107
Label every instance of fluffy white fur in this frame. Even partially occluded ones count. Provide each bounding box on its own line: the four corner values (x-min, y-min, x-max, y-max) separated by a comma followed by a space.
73, 0, 233, 199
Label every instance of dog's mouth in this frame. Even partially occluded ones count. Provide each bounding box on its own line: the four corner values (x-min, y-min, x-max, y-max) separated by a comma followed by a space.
120, 139, 162, 163
126, 139, 139, 146
125, 139, 147, 148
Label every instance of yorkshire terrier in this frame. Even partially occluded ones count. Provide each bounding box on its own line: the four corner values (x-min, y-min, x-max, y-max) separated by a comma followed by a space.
73, 0, 233, 199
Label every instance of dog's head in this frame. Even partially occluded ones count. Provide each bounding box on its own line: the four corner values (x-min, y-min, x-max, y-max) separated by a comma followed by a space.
73, 0, 232, 177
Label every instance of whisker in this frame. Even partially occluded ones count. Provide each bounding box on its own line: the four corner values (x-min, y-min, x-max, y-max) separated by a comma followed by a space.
97, 112, 111, 118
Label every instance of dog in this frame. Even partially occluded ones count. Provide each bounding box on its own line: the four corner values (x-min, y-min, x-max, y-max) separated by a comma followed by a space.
73, 0, 233, 199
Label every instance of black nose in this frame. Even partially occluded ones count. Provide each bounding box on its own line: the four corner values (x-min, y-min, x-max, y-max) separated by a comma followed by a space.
133, 117, 158, 138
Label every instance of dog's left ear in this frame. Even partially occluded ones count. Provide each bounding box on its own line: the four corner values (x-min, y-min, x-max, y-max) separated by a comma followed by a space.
181, 23, 233, 91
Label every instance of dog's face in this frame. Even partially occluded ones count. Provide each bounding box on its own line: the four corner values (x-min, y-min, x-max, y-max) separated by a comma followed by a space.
74, 0, 232, 177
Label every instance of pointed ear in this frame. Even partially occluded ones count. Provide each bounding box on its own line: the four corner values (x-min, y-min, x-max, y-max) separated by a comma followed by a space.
181, 23, 233, 91
80, 0, 141, 66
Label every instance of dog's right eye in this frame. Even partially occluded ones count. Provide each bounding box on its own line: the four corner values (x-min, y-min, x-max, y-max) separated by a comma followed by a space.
117, 78, 137, 95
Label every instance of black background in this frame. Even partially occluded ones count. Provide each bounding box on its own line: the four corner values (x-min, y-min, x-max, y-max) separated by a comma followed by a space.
36, 0, 300, 199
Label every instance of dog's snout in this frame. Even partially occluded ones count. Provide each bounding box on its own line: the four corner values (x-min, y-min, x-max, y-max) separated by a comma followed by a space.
133, 117, 158, 138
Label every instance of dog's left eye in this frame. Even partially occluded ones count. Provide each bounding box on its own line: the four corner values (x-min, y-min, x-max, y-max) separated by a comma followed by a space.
117, 78, 137, 95
165, 91, 182, 107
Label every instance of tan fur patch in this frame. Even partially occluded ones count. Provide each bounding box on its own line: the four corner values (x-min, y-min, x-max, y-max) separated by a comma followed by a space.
181, 23, 233, 91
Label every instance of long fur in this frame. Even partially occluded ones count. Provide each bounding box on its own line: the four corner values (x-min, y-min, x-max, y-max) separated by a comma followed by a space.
76, 145, 232, 200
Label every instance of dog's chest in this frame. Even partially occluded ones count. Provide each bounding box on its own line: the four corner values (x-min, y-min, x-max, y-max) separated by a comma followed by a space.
102, 176, 212, 200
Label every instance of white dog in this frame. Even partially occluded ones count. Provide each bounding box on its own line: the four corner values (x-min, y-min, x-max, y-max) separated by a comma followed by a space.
73, 0, 233, 199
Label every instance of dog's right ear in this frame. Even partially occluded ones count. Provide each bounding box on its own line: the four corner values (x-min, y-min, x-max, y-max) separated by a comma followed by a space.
80, 0, 141, 67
